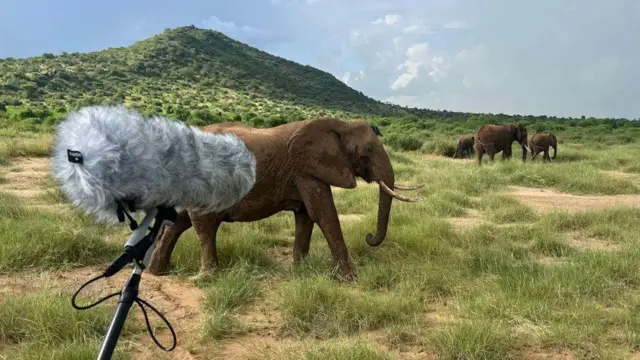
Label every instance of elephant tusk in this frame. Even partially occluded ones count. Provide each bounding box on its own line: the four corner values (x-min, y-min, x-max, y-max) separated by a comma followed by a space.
524, 145, 531, 152
378, 181, 422, 202
394, 184, 425, 191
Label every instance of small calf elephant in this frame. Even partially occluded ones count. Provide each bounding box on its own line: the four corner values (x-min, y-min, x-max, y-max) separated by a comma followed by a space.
529, 132, 557, 162
453, 136, 475, 158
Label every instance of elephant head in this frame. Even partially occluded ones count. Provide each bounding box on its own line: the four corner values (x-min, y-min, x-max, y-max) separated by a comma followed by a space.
287, 118, 423, 248
510, 123, 529, 161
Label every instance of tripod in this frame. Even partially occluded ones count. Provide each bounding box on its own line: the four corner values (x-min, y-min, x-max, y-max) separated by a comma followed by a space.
71, 205, 179, 360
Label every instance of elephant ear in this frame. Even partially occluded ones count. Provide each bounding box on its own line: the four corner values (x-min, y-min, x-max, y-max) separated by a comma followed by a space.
287, 118, 357, 189
511, 124, 521, 142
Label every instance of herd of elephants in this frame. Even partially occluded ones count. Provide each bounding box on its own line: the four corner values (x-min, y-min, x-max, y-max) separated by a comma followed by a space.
145, 118, 558, 281
453, 123, 558, 164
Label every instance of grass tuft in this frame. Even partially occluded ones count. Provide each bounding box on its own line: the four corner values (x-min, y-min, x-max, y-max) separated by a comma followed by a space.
199, 263, 266, 339
0, 290, 138, 359
280, 275, 421, 338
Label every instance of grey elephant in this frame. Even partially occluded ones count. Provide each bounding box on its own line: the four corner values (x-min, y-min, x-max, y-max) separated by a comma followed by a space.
528, 131, 557, 162
453, 135, 475, 158
474, 123, 529, 165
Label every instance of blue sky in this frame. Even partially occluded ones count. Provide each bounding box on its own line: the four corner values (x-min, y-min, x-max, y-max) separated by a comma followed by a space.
2, 0, 639, 119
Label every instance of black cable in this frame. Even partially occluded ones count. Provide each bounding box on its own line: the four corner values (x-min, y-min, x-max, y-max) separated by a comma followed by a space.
135, 297, 177, 351
70, 271, 177, 351
71, 273, 120, 310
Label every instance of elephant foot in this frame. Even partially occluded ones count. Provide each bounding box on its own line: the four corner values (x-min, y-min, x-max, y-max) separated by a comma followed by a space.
147, 257, 173, 276
333, 263, 357, 282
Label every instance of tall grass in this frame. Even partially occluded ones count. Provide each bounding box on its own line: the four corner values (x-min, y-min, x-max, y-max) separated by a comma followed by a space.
0, 290, 139, 359
1, 126, 640, 359
0, 191, 122, 274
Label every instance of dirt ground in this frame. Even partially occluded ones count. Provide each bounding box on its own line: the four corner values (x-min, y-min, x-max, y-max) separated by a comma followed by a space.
2, 156, 640, 359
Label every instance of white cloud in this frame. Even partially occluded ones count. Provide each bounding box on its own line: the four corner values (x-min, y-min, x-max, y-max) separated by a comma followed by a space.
341, 71, 351, 84
372, 14, 401, 26
391, 43, 430, 90
341, 70, 364, 85
202, 16, 267, 40
266, 0, 640, 118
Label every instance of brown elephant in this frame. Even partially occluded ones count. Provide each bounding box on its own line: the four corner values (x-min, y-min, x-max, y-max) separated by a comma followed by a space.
453, 135, 475, 158
147, 117, 424, 281
474, 123, 530, 165
529, 131, 557, 162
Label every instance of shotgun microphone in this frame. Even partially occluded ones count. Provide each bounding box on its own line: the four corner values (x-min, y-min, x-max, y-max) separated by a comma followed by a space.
49, 105, 257, 225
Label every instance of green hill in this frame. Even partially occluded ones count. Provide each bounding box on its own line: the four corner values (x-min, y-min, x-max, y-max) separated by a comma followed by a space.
0, 25, 425, 122
0, 25, 638, 153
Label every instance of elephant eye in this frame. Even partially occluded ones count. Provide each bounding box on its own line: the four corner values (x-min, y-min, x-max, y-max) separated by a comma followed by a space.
365, 144, 373, 152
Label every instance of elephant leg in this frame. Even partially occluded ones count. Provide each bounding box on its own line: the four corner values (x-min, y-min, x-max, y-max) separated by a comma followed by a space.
488, 149, 496, 162
475, 144, 485, 165
293, 209, 314, 263
296, 177, 355, 281
503, 147, 512, 160
191, 212, 222, 274
543, 148, 550, 163
531, 149, 539, 161
148, 210, 192, 275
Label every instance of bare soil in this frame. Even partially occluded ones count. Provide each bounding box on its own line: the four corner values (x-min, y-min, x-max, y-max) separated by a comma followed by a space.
506, 186, 640, 212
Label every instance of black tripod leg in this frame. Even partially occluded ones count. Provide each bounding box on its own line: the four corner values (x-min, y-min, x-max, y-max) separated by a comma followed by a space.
96, 268, 142, 360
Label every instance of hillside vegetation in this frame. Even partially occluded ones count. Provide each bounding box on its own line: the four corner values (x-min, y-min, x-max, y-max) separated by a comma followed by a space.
1, 25, 640, 360
1, 25, 639, 155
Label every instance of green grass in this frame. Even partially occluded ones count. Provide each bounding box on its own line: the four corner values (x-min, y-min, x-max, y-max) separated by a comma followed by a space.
286, 341, 393, 360
0, 136, 51, 157
198, 263, 267, 339
1, 126, 640, 359
0, 191, 121, 274
279, 275, 422, 339
0, 290, 139, 360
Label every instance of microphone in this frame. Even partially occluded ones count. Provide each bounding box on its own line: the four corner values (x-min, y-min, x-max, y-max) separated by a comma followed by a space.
49, 105, 257, 226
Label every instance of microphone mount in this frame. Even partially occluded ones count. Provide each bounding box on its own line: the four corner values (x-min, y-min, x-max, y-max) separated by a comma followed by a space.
71, 204, 179, 360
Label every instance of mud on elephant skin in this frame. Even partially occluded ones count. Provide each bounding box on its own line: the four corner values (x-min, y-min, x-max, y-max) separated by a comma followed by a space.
148, 117, 424, 281
474, 123, 530, 165
453, 135, 475, 159
529, 131, 557, 162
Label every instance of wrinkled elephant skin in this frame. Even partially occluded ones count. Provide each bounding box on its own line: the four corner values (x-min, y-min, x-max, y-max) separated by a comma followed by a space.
148, 118, 424, 281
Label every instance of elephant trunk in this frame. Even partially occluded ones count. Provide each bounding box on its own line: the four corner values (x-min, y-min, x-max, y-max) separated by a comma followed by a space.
365, 151, 423, 247
366, 183, 393, 247
365, 152, 394, 247
552, 145, 557, 159
521, 142, 527, 162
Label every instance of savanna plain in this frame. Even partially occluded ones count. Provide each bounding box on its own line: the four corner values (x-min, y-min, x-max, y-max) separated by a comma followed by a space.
2, 121, 640, 360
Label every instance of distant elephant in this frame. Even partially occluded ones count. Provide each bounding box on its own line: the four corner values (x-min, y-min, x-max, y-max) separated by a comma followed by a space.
529, 132, 557, 162
453, 136, 475, 158
148, 118, 424, 281
474, 123, 530, 165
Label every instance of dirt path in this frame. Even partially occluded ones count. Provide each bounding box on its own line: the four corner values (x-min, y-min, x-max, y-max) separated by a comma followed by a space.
0, 157, 49, 199
507, 186, 640, 212
0, 264, 205, 359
